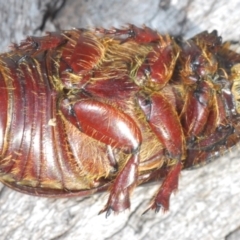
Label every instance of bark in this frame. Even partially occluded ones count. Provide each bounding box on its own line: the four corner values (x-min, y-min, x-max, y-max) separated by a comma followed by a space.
0, 1, 240, 239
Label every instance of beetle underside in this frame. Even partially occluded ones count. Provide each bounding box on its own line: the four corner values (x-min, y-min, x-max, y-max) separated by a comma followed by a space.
0, 25, 240, 216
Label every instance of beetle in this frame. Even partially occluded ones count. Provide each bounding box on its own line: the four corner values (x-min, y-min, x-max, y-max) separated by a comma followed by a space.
0, 25, 240, 217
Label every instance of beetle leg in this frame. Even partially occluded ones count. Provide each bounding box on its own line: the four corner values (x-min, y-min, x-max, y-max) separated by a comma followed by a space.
203, 93, 227, 135
184, 126, 233, 169
138, 92, 184, 159
179, 35, 218, 85
60, 98, 142, 215
59, 30, 103, 75
143, 162, 182, 214
137, 92, 185, 212
99, 151, 139, 217
136, 42, 179, 90
190, 30, 222, 52
106, 145, 118, 173
13, 32, 65, 52
181, 80, 213, 140
96, 24, 160, 43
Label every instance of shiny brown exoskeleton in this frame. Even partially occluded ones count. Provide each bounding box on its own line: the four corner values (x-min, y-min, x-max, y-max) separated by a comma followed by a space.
0, 25, 240, 216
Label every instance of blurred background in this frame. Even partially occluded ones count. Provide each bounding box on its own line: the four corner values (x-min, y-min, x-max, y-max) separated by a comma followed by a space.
0, 1, 240, 239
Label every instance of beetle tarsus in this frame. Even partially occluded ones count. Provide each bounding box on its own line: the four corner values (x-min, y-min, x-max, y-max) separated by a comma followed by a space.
143, 161, 182, 214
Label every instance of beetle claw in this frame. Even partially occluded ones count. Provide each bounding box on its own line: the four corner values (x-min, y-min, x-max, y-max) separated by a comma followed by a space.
142, 202, 163, 215
98, 206, 113, 218
98, 206, 109, 216
105, 207, 112, 218
155, 203, 162, 213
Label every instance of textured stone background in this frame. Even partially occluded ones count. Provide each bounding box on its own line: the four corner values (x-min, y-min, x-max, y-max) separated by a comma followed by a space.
0, 1, 240, 239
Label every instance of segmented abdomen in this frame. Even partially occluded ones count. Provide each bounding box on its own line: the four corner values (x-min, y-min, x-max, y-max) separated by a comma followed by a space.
0, 50, 84, 190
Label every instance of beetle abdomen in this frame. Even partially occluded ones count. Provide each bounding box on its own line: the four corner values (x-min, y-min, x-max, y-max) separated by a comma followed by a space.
0, 51, 59, 187
0, 46, 100, 191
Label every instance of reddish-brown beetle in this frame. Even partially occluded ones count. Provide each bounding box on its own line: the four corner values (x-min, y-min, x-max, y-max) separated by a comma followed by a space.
0, 25, 240, 216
